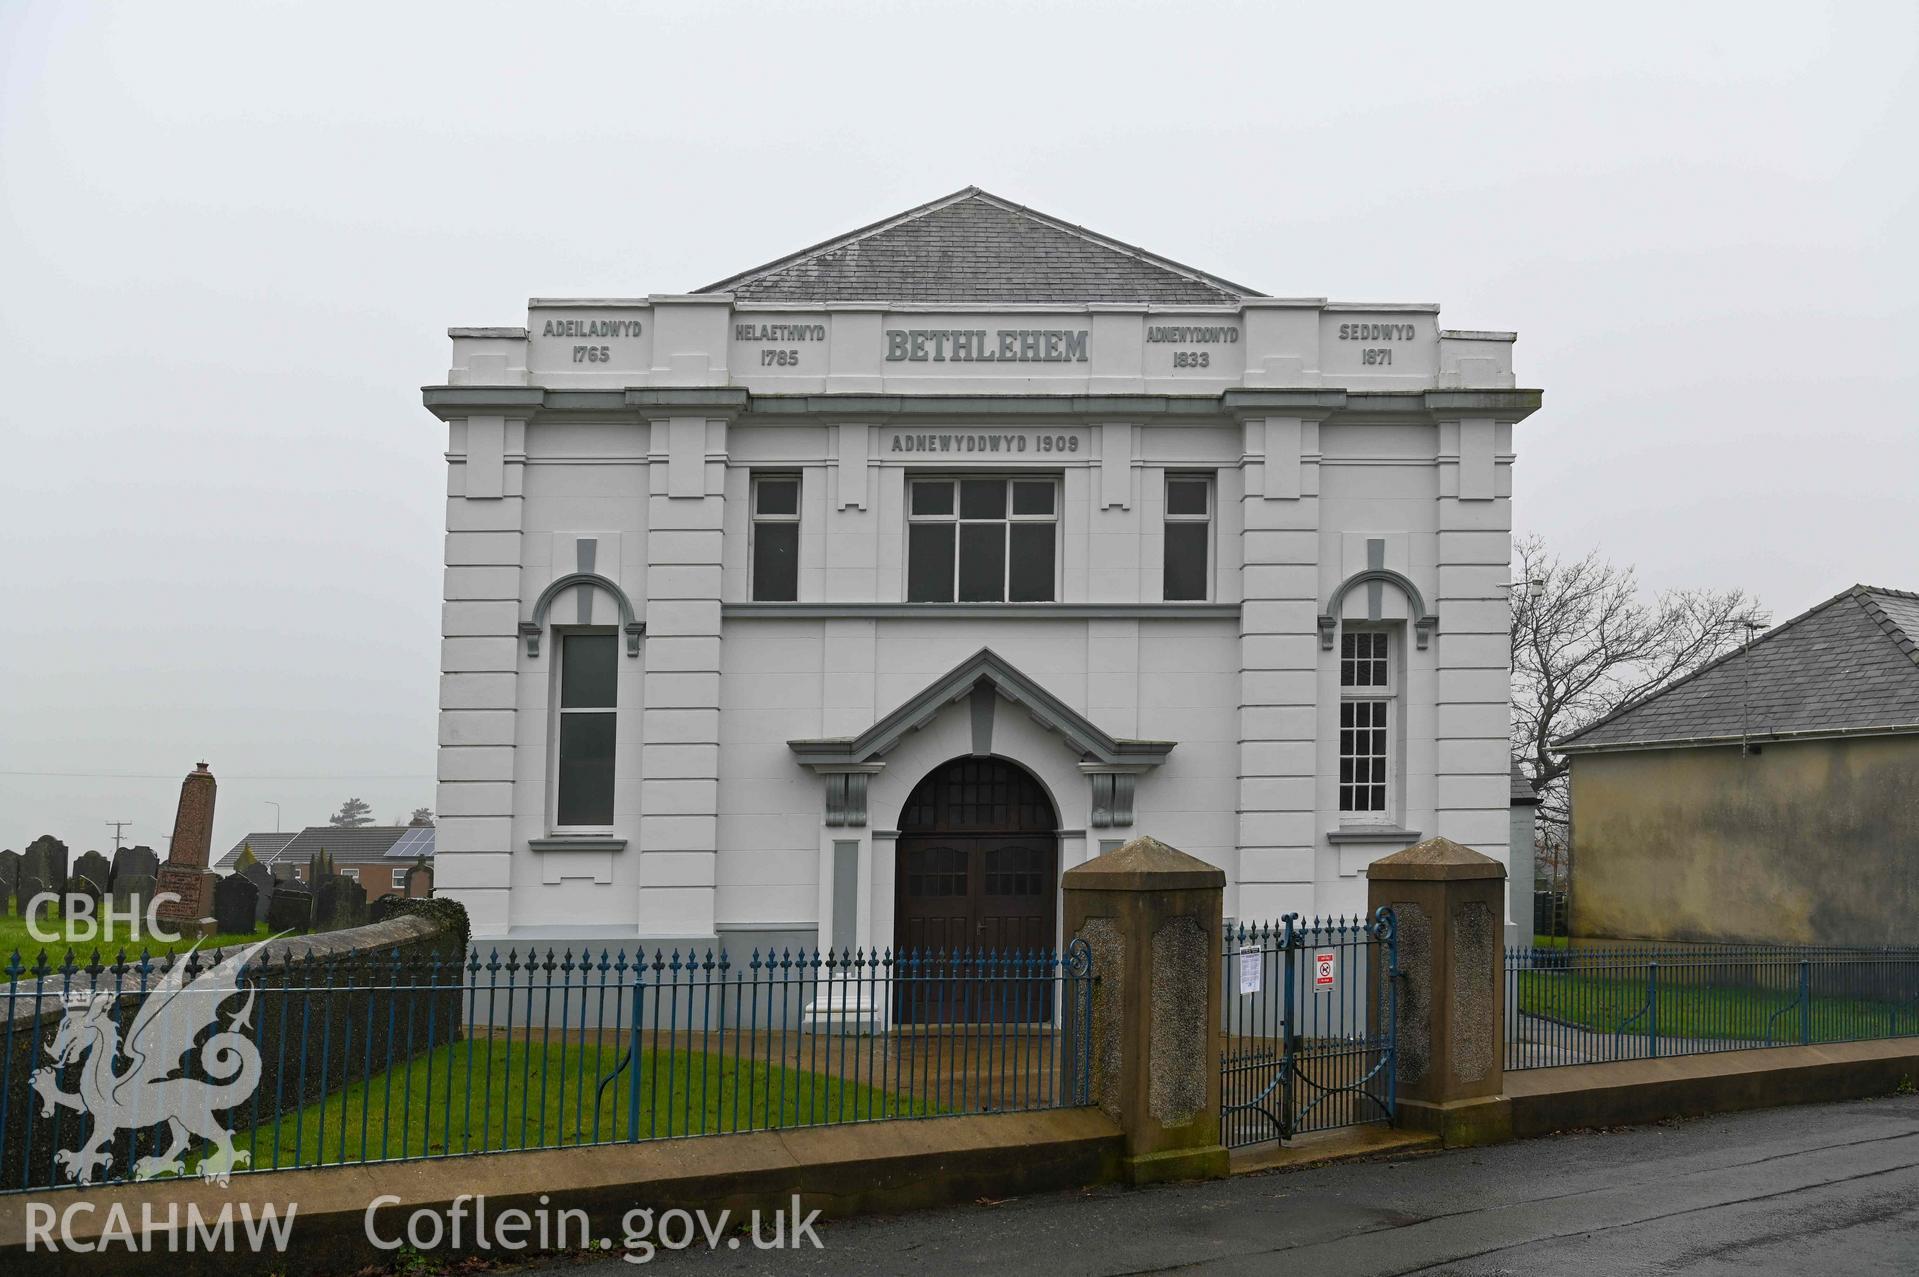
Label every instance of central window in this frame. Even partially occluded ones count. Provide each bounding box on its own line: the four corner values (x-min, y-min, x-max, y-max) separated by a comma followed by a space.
907, 476, 1058, 602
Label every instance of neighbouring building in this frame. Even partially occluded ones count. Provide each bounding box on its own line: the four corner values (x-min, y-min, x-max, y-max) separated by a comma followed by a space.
422, 187, 1540, 954
215, 825, 436, 901
1558, 584, 1919, 946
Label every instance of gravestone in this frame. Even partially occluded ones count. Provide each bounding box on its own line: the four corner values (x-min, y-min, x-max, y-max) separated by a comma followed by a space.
110, 845, 160, 888
72, 850, 112, 898
109, 872, 156, 917
15, 875, 55, 924
313, 875, 367, 933
271, 863, 301, 882
63, 873, 102, 906
213, 874, 259, 936
21, 836, 70, 905
239, 863, 276, 925
267, 884, 313, 933
154, 763, 219, 938
404, 859, 434, 899
0, 850, 19, 915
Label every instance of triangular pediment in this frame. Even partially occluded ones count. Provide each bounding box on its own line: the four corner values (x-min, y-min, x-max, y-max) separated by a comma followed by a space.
787, 647, 1174, 768
697, 187, 1260, 306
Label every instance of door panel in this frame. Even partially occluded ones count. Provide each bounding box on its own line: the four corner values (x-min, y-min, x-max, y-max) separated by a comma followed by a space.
896, 837, 1057, 1022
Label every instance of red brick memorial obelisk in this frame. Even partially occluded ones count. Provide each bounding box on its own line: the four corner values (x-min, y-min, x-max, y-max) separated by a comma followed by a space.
154, 762, 220, 938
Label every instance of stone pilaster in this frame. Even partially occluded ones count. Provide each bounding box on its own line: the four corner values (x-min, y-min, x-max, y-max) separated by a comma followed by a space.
1062, 835, 1228, 1184
431, 392, 533, 938
1234, 408, 1326, 920
1429, 391, 1539, 926
636, 407, 731, 938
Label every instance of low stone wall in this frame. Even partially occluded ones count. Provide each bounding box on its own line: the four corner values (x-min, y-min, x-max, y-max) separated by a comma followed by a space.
0, 1109, 1122, 1277
1505, 1039, 1919, 1138
2, 905, 465, 1191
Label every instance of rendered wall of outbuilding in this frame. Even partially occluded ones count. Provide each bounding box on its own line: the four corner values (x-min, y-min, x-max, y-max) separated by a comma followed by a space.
1569, 736, 1919, 945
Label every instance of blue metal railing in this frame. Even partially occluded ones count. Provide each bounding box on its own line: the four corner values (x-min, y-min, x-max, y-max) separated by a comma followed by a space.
1220, 910, 1397, 1148
2, 940, 1094, 1193
1506, 942, 1919, 1070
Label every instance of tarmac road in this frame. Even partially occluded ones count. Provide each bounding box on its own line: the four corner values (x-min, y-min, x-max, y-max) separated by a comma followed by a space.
550, 1092, 1919, 1275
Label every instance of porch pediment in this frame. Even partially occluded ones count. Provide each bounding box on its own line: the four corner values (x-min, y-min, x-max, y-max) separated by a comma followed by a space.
787, 647, 1175, 771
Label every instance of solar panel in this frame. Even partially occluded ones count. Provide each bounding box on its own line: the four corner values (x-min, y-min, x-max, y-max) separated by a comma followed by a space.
386, 825, 435, 859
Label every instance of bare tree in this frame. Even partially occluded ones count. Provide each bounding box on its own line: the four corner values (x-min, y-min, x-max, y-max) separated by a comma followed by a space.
1510, 534, 1761, 854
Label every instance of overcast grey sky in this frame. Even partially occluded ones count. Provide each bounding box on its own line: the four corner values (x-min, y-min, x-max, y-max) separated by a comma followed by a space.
2, 1, 1914, 859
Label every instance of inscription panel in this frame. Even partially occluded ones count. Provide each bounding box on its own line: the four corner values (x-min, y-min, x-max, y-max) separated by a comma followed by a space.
526, 308, 652, 377
732, 316, 828, 375
883, 326, 1089, 364
881, 427, 1087, 459
1319, 312, 1437, 379
1143, 319, 1244, 379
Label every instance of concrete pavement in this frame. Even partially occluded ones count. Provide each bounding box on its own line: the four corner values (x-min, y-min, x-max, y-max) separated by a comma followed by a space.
558, 1092, 1919, 1274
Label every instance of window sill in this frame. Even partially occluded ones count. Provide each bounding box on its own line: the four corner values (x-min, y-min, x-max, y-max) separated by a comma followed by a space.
1326, 826, 1421, 845
529, 835, 628, 853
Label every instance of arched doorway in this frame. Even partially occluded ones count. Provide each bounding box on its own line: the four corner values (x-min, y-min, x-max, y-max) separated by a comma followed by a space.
893, 756, 1059, 958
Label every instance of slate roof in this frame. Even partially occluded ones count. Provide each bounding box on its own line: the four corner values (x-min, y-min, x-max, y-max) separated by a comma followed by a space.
696, 187, 1261, 306
214, 830, 298, 870
1558, 586, 1919, 751
1511, 759, 1541, 805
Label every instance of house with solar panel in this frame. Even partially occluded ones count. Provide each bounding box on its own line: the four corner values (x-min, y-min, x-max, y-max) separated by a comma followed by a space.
216, 824, 435, 900
421, 187, 1540, 954
1558, 584, 1919, 946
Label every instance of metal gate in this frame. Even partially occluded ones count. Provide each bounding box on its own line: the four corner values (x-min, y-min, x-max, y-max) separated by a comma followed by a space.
1220, 909, 1397, 1148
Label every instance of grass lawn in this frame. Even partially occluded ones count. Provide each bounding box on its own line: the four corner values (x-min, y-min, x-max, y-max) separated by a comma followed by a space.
1530, 934, 1571, 950
1517, 968, 1919, 1043
0, 907, 271, 977
203, 1034, 941, 1174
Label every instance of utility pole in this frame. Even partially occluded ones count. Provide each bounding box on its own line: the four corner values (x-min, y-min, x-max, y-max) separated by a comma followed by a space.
105, 820, 132, 851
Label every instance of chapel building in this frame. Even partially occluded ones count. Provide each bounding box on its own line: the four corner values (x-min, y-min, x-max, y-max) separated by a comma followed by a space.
423, 188, 1540, 955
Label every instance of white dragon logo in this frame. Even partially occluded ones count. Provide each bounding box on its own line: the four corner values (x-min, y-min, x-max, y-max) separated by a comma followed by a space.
32, 939, 272, 1187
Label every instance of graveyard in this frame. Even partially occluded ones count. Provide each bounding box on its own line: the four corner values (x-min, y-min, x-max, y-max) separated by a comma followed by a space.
0, 834, 403, 973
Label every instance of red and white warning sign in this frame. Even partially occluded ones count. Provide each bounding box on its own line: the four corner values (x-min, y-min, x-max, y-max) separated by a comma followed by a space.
1313, 950, 1337, 992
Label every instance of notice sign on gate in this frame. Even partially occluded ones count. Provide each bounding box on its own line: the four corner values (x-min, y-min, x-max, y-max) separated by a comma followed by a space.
1313, 950, 1337, 992
1238, 946, 1262, 995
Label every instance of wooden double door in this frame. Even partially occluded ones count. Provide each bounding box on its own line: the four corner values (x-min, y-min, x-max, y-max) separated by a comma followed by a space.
893, 757, 1058, 1023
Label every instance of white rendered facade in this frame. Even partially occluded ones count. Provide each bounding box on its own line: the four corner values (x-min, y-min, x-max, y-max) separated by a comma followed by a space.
424, 191, 1539, 954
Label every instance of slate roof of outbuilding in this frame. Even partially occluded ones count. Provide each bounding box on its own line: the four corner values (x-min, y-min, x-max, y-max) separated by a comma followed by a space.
1557, 585, 1919, 751
241, 826, 416, 866
696, 187, 1262, 305
214, 830, 299, 870
1511, 758, 1541, 805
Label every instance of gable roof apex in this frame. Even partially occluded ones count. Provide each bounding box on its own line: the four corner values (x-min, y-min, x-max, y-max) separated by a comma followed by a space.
696, 187, 1263, 306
